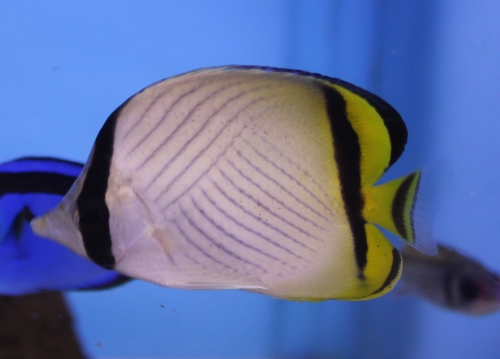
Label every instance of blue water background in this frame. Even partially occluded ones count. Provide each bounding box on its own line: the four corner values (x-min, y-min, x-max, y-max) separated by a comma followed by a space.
1, 1, 500, 358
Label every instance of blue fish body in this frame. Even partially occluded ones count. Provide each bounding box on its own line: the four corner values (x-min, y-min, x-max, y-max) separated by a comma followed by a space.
0, 157, 129, 295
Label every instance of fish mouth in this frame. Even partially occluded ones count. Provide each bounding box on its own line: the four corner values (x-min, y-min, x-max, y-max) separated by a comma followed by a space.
30, 212, 66, 243
30, 205, 87, 260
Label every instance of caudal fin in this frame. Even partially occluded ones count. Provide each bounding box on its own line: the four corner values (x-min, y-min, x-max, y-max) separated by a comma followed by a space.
363, 170, 438, 255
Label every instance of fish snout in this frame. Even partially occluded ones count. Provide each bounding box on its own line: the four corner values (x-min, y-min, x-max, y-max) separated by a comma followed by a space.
30, 206, 87, 259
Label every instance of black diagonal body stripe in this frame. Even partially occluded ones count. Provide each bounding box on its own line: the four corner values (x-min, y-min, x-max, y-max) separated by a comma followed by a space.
76, 100, 130, 269
321, 84, 368, 279
0, 172, 77, 197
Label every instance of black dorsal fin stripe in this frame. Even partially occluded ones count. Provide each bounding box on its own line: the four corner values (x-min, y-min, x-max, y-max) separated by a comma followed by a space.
321, 84, 367, 279
391, 172, 418, 240
76, 100, 130, 269
370, 247, 401, 297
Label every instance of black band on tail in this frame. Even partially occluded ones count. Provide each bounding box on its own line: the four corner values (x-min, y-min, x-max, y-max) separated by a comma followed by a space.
391, 172, 418, 241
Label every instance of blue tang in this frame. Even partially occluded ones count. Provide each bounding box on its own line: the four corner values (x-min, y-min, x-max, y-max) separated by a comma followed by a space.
0, 157, 129, 295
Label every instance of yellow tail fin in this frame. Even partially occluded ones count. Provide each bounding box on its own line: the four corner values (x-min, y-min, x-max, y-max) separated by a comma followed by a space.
363, 171, 437, 255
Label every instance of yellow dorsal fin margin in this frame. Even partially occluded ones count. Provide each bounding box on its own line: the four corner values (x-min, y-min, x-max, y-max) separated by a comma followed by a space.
331, 85, 392, 187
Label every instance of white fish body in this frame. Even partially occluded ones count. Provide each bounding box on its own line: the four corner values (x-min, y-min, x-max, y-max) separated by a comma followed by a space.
32, 66, 435, 301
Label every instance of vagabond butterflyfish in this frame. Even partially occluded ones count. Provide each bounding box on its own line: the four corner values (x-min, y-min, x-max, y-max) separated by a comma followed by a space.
0, 157, 129, 295
401, 243, 500, 315
31, 66, 437, 301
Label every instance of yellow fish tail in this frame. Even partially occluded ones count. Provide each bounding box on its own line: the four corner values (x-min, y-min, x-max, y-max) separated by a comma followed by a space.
363, 171, 436, 255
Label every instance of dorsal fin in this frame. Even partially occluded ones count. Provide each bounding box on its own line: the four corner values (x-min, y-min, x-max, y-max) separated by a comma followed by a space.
322, 81, 406, 187
222, 66, 408, 178
328, 79, 407, 170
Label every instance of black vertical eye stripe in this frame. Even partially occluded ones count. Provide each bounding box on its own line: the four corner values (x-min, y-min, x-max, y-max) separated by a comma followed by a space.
76, 100, 131, 269
321, 84, 368, 279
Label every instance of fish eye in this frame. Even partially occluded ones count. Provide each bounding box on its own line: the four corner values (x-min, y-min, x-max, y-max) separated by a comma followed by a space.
459, 277, 480, 302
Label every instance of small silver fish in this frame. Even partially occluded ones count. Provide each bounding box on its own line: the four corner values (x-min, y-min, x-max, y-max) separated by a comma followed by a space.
401, 244, 500, 315
0, 157, 129, 294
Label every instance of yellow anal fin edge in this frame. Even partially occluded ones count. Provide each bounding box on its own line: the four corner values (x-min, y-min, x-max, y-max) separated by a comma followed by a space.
363, 171, 437, 255
340, 223, 402, 300
283, 224, 402, 302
